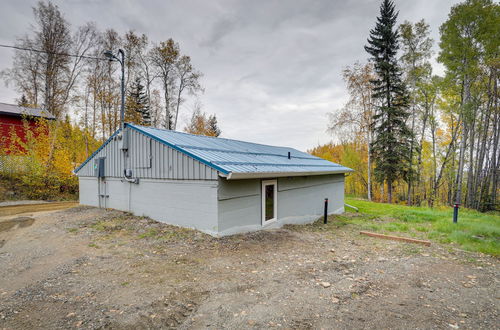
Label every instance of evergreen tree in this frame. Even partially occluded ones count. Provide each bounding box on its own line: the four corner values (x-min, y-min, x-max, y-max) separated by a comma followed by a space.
364, 0, 413, 203
207, 114, 221, 137
18, 94, 29, 107
184, 104, 221, 137
126, 77, 151, 125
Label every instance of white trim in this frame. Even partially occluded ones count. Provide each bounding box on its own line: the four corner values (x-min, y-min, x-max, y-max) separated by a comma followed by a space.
261, 179, 277, 226
225, 169, 352, 180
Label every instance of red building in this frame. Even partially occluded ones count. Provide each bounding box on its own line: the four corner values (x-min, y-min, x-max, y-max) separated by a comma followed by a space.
0, 102, 55, 153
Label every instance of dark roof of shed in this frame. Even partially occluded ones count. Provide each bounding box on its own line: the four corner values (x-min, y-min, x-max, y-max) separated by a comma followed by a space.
0, 102, 55, 119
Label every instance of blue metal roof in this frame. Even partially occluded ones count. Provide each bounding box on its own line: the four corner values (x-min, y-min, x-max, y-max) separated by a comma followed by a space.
129, 124, 352, 179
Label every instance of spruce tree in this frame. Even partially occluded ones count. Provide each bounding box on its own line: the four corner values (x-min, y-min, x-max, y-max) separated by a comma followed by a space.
364, 0, 413, 203
207, 114, 221, 137
18, 94, 29, 107
126, 77, 151, 126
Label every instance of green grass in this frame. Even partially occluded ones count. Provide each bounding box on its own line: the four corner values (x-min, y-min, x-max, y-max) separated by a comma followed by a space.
91, 218, 124, 232
88, 242, 100, 249
341, 198, 500, 256
138, 228, 159, 239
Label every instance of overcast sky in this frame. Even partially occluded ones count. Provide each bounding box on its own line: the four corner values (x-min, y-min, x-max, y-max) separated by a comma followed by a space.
0, 0, 459, 151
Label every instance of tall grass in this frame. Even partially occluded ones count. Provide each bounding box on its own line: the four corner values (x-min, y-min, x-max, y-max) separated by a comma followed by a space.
344, 199, 500, 256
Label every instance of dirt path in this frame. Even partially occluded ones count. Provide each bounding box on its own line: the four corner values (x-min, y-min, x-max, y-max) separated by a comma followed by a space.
0, 206, 498, 329
0, 201, 78, 217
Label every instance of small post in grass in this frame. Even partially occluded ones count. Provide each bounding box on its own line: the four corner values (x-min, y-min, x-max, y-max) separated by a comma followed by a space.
453, 203, 459, 223
324, 198, 328, 224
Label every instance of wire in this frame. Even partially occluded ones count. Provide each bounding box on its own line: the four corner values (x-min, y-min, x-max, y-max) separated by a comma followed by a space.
0, 43, 108, 61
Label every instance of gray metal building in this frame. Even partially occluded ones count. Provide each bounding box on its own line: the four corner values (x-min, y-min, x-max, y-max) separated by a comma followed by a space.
75, 124, 352, 236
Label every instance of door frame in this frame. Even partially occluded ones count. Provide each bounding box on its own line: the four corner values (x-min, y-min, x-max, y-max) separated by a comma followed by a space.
261, 179, 277, 226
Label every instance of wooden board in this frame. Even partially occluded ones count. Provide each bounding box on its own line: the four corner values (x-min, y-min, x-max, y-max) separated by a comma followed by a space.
360, 231, 431, 246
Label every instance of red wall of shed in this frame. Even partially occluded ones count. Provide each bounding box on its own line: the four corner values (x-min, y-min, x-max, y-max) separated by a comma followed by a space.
0, 114, 39, 154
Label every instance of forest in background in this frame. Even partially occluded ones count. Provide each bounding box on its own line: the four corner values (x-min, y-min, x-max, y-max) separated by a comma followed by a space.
0, 1, 220, 199
1, 1, 221, 136
311, 0, 499, 211
0, 0, 498, 211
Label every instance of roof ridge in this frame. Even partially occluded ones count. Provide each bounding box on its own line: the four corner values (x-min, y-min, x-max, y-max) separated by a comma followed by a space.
177, 144, 318, 159
0, 102, 41, 109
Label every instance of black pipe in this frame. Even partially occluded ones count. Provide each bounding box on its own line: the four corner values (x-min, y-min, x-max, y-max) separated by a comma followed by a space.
324, 198, 328, 224
453, 203, 459, 223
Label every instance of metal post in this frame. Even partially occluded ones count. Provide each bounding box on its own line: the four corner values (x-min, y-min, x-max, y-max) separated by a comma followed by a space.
104, 49, 126, 130
453, 203, 459, 223
324, 198, 328, 224
118, 49, 125, 131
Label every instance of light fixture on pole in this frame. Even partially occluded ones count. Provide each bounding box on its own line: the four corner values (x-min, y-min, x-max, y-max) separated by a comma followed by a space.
104, 49, 125, 131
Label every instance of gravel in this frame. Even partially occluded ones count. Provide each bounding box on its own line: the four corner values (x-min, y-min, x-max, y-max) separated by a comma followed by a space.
0, 205, 498, 329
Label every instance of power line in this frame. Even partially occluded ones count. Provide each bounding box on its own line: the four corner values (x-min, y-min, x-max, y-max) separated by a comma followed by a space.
0, 43, 107, 61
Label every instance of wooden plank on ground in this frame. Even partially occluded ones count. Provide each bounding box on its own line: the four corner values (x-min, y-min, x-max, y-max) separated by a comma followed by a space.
360, 231, 431, 246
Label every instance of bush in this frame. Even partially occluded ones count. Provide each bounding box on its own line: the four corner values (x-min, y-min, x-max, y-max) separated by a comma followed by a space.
0, 117, 99, 200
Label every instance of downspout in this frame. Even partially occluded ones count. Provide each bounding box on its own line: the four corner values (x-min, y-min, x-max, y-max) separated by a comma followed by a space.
122, 131, 139, 184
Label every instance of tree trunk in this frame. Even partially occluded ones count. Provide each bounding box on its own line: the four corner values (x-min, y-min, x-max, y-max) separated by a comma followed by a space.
466, 114, 476, 207
367, 131, 372, 201
431, 114, 460, 207
429, 118, 437, 207
387, 180, 393, 204
406, 104, 417, 205
163, 83, 170, 130
415, 101, 430, 206
489, 80, 499, 209
454, 77, 471, 207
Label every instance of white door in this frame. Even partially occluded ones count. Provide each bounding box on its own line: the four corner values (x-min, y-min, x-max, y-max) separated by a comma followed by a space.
261, 180, 277, 225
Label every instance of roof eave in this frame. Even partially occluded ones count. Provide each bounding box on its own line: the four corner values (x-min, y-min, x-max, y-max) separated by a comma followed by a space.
0, 111, 55, 120
223, 169, 353, 180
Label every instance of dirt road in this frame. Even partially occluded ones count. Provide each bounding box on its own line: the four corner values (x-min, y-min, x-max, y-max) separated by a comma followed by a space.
0, 201, 78, 217
0, 205, 498, 329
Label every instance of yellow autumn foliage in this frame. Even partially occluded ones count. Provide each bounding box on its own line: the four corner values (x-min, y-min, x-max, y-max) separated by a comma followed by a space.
0, 117, 100, 200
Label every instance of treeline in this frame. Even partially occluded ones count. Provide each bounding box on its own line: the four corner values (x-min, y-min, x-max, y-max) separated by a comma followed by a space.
1, 1, 221, 140
0, 1, 221, 200
312, 0, 499, 211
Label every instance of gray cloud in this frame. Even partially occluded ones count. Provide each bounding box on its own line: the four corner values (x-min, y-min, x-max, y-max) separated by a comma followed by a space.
0, 0, 460, 150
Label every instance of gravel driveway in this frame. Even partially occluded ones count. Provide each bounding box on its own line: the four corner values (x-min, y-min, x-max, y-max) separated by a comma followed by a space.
0, 205, 498, 329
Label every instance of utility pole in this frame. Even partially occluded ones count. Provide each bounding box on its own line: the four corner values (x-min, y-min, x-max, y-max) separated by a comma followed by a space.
104, 49, 125, 130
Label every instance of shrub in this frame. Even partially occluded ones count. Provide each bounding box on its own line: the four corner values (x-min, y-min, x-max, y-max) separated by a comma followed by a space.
0, 117, 100, 200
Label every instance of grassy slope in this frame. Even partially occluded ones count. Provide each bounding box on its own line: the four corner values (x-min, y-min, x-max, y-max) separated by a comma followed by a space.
341, 198, 499, 256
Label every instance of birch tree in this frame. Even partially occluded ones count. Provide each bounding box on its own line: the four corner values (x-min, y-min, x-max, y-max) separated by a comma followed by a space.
328, 62, 375, 200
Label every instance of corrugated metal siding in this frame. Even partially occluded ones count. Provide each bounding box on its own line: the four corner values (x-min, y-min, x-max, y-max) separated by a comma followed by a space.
77, 127, 218, 180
